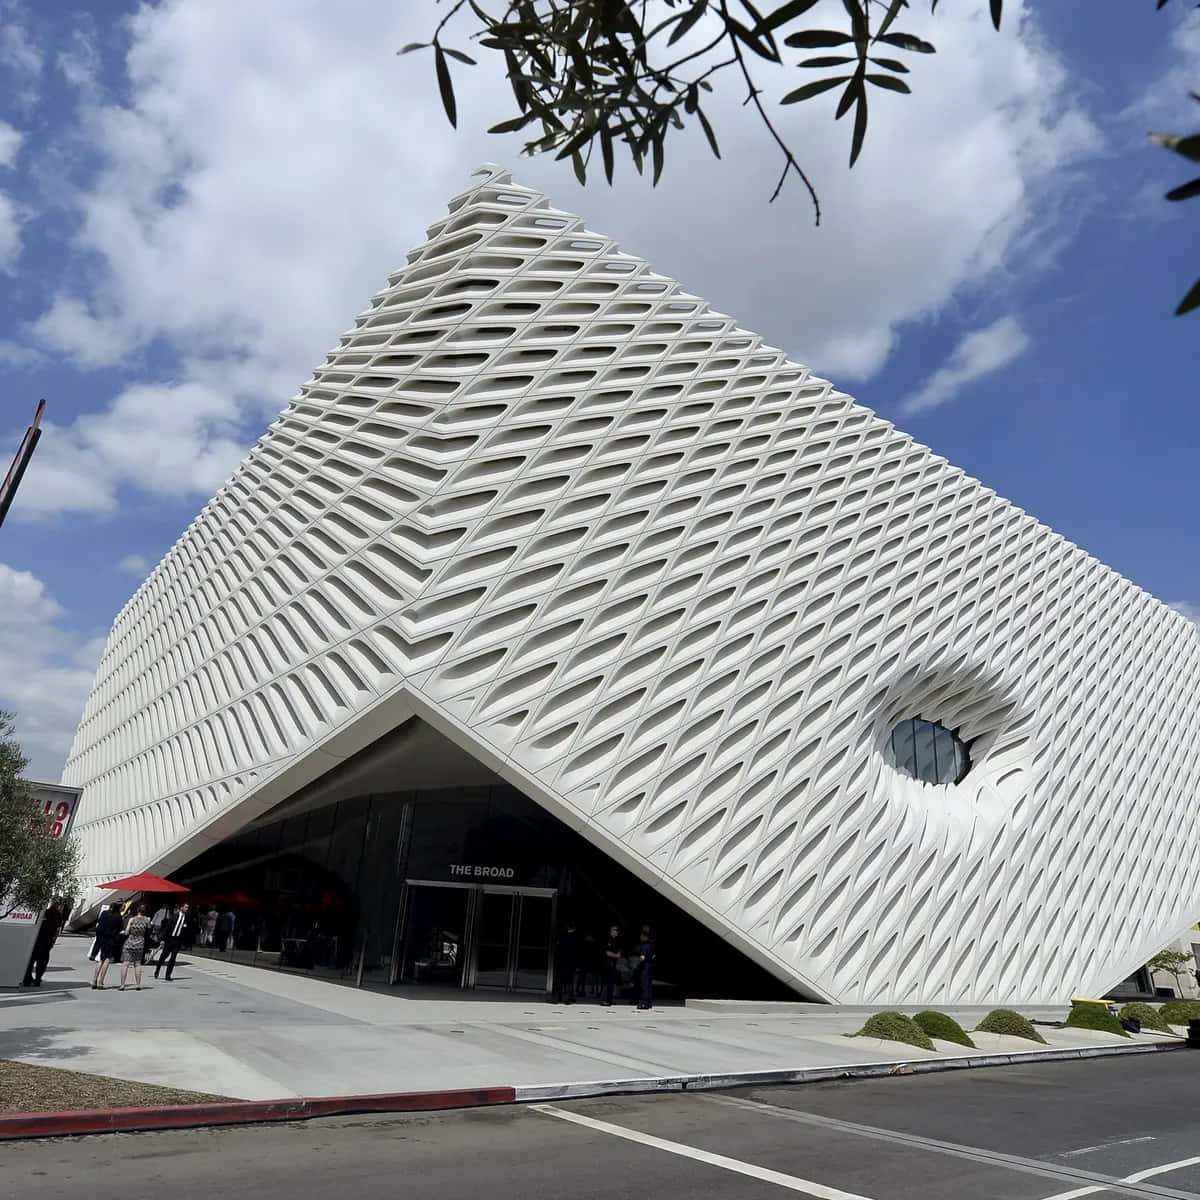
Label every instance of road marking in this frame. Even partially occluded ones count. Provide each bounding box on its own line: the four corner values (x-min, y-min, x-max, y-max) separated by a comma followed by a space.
530, 1103, 877, 1200
701, 1093, 1198, 1200
1041, 1155, 1200, 1200
495, 1023, 670, 1074
1061, 1136, 1157, 1159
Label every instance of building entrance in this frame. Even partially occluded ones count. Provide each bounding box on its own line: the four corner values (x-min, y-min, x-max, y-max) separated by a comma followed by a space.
398, 880, 557, 992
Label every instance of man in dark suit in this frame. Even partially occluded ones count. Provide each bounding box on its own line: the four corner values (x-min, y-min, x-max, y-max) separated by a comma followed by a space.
635, 925, 656, 1011
154, 902, 189, 980
23, 902, 64, 986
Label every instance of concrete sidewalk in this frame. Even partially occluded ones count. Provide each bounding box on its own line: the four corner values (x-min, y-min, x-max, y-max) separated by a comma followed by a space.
0, 937, 1179, 1102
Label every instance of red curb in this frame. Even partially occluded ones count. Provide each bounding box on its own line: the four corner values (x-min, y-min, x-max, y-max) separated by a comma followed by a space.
0, 1086, 517, 1141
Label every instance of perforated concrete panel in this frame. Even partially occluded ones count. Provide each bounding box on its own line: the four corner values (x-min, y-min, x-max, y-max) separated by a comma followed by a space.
64, 164, 1200, 1004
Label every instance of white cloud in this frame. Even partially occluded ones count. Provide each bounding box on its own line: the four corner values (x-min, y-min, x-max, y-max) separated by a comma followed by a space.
0, 564, 101, 781
0, 118, 25, 270
115, 553, 150, 576
901, 317, 1032, 416
0, 119, 21, 167
0, 190, 23, 270
1170, 602, 1200, 626
56, 27, 100, 92
0, 19, 41, 80
1124, 10, 1200, 127
13, 379, 249, 518
21, 0, 1102, 518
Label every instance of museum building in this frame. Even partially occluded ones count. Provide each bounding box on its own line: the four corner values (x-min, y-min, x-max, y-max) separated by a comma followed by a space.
62, 166, 1200, 1005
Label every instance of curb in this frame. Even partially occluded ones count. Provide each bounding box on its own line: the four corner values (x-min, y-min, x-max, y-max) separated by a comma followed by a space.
513, 1036, 1186, 1101
0, 1086, 516, 1141
0, 1038, 1183, 1142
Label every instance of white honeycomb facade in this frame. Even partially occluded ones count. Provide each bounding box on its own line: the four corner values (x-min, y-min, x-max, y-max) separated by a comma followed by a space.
64, 165, 1200, 1004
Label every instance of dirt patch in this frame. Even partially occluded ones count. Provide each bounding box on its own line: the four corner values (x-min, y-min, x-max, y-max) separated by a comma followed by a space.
0, 1059, 229, 1113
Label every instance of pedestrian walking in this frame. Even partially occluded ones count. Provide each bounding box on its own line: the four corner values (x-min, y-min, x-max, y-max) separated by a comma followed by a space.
217, 909, 236, 951
601, 923, 621, 1006
117, 904, 153, 990
635, 924, 655, 1011
91, 903, 124, 989
154, 903, 189, 980
22, 901, 64, 987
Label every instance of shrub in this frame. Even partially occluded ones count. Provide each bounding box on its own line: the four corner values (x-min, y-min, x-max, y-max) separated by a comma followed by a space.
1158, 999, 1200, 1027
853, 1011, 935, 1051
1062, 1002, 1128, 1038
974, 1008, 1048, 1044
1118, 1002, 1171, 1034
912, 1010, 975, 1049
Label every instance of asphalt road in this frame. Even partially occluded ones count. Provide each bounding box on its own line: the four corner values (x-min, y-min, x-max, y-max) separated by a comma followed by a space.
6, 1054, 1200, 1200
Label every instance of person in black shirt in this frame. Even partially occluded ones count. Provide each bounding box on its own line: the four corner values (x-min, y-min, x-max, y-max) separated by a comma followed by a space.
601, 924, 621, 1006
635, 925, 655, 1011
91, 904, 124, 989
555, 920, 581, 1004
23, 902, 64, 987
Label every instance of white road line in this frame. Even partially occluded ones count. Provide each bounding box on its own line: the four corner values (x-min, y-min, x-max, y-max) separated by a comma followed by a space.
530, 1103, 877, 1200
1060, 1137, 1156, 1159
1040, 1155, 1200, 1200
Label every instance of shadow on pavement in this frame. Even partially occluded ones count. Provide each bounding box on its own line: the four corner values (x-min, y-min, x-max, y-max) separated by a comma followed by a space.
0, 1026, 94, 1063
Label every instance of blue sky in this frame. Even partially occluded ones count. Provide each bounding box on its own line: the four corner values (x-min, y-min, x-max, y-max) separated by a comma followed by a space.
0, 0, 1197, 779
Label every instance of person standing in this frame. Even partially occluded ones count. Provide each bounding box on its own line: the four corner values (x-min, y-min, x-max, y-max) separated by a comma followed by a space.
201, 907, 218, 947
118, 904, 153, 990
635, 925, 655, 1011
92, 903, 124, 989
217, 909, 236, 951
182, 904, 199, 950
601, 924, 622, 1006
154, 903, 189, 980
151, 903, 169, 941
555, 920, 581, 1004
22, 901, 64, 987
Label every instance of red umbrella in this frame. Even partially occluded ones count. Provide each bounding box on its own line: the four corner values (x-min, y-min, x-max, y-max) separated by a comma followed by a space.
98, 873, 189, 893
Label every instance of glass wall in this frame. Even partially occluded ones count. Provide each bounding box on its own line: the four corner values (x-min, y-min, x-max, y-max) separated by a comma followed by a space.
179, 782, 804, 1001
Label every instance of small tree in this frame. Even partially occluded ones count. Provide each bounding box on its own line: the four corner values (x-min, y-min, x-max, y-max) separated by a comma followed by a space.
0, 712, 80, 919
1148, 948, 1195, 997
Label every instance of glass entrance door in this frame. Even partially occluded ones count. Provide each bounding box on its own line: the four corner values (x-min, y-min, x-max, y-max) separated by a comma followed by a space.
472, 891, 515, 988
470, 889, 554, 992
513, 893, 553, 992
400, 882, 555, 992
400, 883, 471, 987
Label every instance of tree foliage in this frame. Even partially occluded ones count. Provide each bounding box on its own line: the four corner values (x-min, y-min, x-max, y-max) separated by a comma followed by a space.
0, 712, 80, 920
1151, 91, 1200, 314
404, 0, 1197, 313
1148, 947, 1196, 993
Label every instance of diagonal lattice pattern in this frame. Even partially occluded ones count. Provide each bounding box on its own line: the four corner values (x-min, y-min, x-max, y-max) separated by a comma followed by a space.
64, 164, 1200, 1003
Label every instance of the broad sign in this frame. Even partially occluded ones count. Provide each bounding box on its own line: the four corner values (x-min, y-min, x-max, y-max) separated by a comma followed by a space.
448, 864, 516, 880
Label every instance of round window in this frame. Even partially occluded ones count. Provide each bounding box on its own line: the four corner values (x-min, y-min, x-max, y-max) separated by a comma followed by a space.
889, 718, 970, 785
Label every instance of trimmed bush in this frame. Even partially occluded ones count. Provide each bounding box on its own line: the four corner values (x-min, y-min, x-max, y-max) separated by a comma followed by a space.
974, 1008, 1048, 1044
912, 1010, 976, 1049
1118, 1002, 1171, 1034
1158, 999, 1200, 1027
1062, 1002, 1129, 1038
853, 1011, 935, 1051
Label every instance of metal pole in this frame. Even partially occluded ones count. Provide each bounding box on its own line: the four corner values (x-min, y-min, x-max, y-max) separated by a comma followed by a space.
0, 400, 46, 531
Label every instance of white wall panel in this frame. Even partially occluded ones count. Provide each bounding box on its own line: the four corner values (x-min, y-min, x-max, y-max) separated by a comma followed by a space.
64, 164, 1200, 1003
